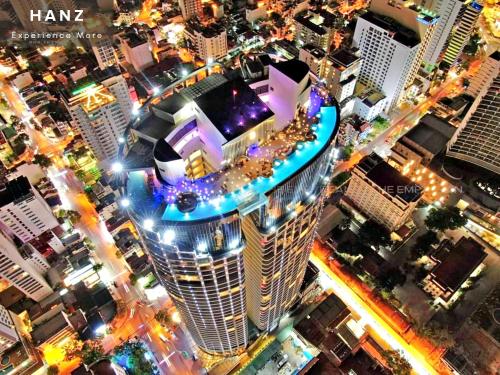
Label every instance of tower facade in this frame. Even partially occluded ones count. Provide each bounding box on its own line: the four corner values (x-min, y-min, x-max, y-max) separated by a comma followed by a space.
0, 231, 53, 302
420, 0, 463, 68
353, 12, 421, 111
122, 62, 338, 354
447, 53, 500, 174
0, 176, 59, 243
0, 305, 19, 353
442, 0, 482, 66
63, 69, 132, 162
353, 0, 439, 112
92, 38, 118, 70
178, 0, 202, 20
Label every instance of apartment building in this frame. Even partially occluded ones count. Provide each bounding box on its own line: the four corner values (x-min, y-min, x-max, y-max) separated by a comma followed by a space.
322, 48, 362, 104
63, 68, 132, 162
345, 153, 422, 231
0, 176, 59, 243
299, 44, 326, 77
0, 231, 53, 302
184, 21, 228, 63
91, 38, 118, 70
442, 0, 482, 66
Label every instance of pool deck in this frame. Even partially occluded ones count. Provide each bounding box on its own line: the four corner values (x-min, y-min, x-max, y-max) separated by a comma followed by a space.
126, 105, 338, 224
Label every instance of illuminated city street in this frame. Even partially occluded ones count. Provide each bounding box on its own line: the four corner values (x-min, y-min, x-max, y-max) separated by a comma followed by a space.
0, 1, 497, 374
311, 244, 450, 375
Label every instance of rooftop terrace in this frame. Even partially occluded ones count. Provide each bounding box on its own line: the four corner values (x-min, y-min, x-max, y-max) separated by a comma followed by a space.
125, 103, 338, 223
361, 12, 420, 48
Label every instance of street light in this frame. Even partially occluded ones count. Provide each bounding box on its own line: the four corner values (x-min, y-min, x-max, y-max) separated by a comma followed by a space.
162, 229, 175, 244
111, 162, 123, 173
121, 198, 130, 208
143, 219, 154, 231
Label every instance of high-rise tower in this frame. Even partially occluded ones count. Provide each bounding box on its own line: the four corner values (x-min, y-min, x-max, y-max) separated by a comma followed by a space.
420, 0, 463, 69
447, 51, 500, 174
121, 62, 338, 354
91, 38, 118, 71
353, 0, 439, 112
63, 68, 132, 162
0, 231, 53, 302
0, 304, 20, 353
0, 176, 59, 244
442, 0, 482, 67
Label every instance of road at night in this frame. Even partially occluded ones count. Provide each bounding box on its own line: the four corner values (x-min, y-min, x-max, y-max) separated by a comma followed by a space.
333, 75, 463, 174
311, 243, 450, 375
1, 73, 202, 374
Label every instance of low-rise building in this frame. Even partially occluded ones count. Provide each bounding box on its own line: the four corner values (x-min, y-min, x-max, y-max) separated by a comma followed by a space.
422, 237, 486, 308
337, 116, 371, 147
295, 294, 366, 366
344, 153, 422, 231
299, 44, 326, 77
118, 32, 154, 72
184, 21, 228, 63
433, 95, 472, 123
30, 311, 78, 347
389, 114, 456, 173
352, 86, 387, 122
245, 4, 267, 23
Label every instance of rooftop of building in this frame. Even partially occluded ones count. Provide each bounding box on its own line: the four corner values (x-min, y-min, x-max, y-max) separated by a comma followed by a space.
402, 114, 456, 155
89, 359, 124, 375
328, 48, 360, 69
360, 89, 386, 107
194, 76, 274, 142
272, 59, 310, 83
246, 59, 264, 75
0, 176, 32, 207
430, 237, 486, 297
31, 311, 69, 345
258, 54, 272, 67
438, 95, 471, 112
360, 12, 420, 48
185, 19, 226, 38
490, 50, 500, 61
126, 104, 338, 223
357, 153, 422, 202
154, 93, 188, 115
132, 74, 228, 142
295, 293, 349, 346
69, 83, 116, 113
123, 32, 148, 48
294, 13, 328, 35
301, 44, 326, 59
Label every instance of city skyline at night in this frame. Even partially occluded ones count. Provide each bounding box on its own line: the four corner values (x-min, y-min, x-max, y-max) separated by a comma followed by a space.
0, 0, 497, 374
